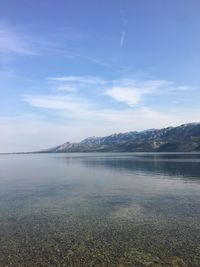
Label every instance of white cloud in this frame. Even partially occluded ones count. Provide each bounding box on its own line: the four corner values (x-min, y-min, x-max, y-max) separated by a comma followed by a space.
105, 79, 191, 106
106, 87, 141, 105
25, 76, 193, 113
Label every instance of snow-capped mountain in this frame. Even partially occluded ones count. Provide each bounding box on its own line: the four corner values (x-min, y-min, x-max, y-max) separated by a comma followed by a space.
40, 123, 200, 153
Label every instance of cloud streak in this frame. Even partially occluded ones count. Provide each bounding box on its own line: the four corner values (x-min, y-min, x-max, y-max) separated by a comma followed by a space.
61, 50, 112, 69
120, 31, 126, 47
0, 23, 111, 71
48, 75, 106, 85
120, 18, 127, 47
0, 24, 36, 55
24, 94, 92, 118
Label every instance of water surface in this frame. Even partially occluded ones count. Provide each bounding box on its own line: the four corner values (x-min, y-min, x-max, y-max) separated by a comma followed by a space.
1, 153, 200, 266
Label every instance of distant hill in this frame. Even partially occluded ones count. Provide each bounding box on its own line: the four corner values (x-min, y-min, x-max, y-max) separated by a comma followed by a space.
41, 123, 200, 153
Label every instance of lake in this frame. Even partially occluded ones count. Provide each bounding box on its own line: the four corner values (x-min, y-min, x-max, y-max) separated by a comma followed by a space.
1, 153, 200, 266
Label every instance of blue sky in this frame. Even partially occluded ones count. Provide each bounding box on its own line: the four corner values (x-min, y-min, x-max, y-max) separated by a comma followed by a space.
0, 0, 200, 152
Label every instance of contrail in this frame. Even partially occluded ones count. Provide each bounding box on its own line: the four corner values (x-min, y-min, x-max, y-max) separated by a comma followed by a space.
120, 31, 126, 47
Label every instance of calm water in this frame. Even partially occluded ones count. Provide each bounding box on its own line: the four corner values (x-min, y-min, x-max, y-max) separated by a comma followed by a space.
1, 153, 200, 266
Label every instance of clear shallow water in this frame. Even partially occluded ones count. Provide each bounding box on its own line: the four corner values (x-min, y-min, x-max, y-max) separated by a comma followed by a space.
1, 153, 200, 266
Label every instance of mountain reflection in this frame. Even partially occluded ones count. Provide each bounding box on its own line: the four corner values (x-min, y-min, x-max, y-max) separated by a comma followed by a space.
70, 153, 200, 182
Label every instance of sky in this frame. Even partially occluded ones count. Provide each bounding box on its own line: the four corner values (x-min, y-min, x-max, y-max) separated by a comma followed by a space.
0, 0, 200, 152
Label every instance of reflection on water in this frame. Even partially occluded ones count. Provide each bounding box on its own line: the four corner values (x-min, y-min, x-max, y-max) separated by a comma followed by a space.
77, 153, 200, 180
0, 153, 200, 266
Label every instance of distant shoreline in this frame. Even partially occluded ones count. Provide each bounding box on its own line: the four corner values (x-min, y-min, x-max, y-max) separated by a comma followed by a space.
1, 151, 200, 155
3, 123, 200, 154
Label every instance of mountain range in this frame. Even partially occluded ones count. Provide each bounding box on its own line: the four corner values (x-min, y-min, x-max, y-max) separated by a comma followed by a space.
40, 123, 200, 153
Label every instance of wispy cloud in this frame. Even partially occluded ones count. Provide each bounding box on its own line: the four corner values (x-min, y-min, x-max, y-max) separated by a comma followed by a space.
87, 56, 112, 69
0, 23, 36, 55
105, 79, 191, 106
120, 31, 126, 47
23, 94, 199, 127
48, 75, 107, 94
0, 22, 112, 71
120, 18, 127, 47
24, 75, 193, 121
54, 84, 78, 93
24, 95, 90, 115
61, 50, 111, 69
46, 76, 192, 109
106, 87, 140, 105
48, 75, 106, 85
